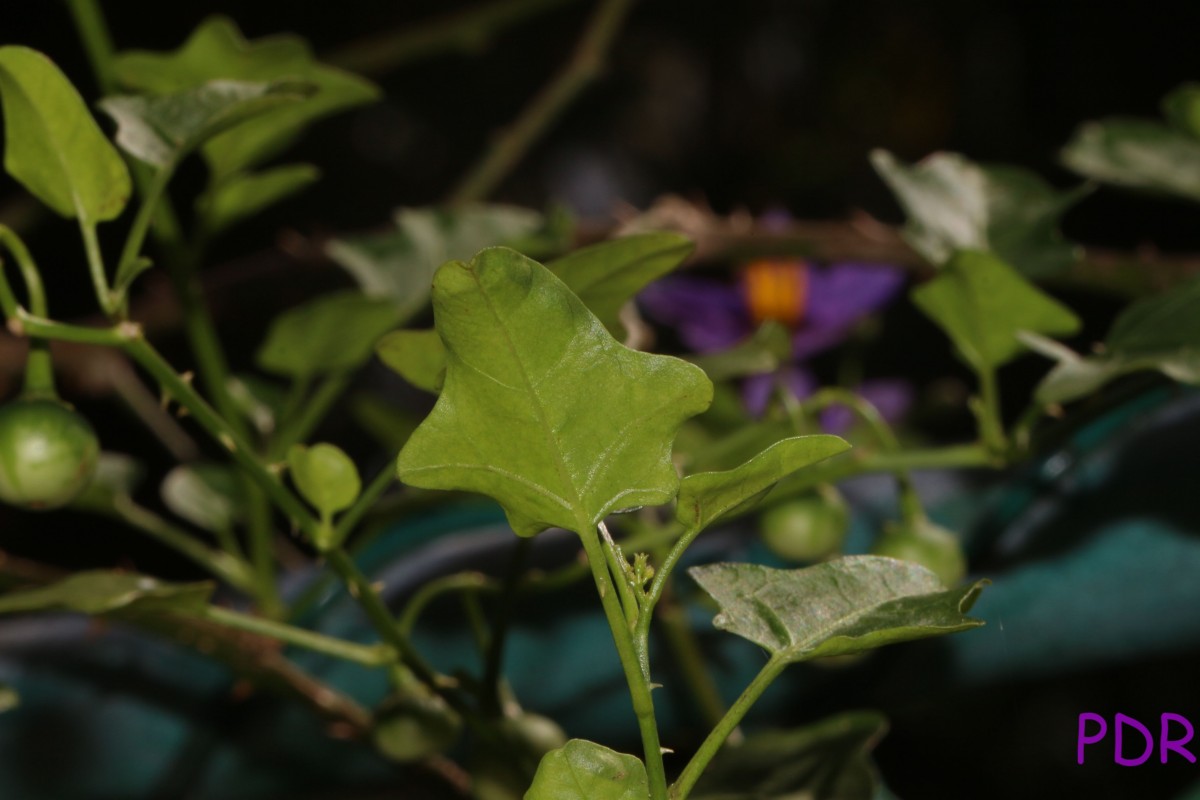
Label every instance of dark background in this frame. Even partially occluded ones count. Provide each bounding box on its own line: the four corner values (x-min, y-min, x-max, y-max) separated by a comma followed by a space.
3, 2, 1200, 798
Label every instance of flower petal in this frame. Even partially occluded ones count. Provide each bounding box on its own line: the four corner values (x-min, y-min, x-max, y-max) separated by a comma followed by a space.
639, 277, 751, 352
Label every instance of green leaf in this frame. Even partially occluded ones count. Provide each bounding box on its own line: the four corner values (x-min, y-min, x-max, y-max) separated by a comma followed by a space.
871, 149, 1086, 277
376, 329, 447, 392
112, 16, 378, 181
911, 250, 1080, 373
396, 247, 713, 537
98, 79, 313, 170
0, 46, 130, 222
526, 739, 649, 800
161, 463, 244, 533
288, 443, 361, 517
689, 556, 986, 663
676, 436, 850, 532
1028, 276, 1200, 404
687, 322, 793, 381
1164, 83, 1200, 139
327, 204, 549, 322
692, 712, 887, 800
0, 571, 213, 616
545, 232, 693, 337
257, 290, 402, 378
198, 163, 320, 234
1062, 118, 1200, 203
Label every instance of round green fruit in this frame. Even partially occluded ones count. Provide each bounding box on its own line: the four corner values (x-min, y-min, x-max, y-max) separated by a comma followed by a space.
760, 489, 849, 563
869, 518, 966, 587
0, 399, 99, 510
372, 690, 462, 762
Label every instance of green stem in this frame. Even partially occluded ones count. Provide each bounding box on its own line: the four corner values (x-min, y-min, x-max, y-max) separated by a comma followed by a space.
270, 373, 352, 459
671, 655, 788, 800
482, 538, 531, 714
0, 226, 54, 396
201, 605, 396, 667
578, 524, 668, 800
332, 463, 396, 545
447, 0, 637, 204
78, 221, 117, 316
325, 0, 581, 75
65, 0, 119, 94
656, 585, 727, 731
599, 520, 639, 633
398, 571, 493, 637
975, 367, 1007, 453
114, 164, 175, 296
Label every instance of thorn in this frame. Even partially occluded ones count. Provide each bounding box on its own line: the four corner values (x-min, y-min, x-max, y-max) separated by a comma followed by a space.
116, 320, 143, 341
219, 433, 236, 451
6, 317, 24, 336
660, 747, 674, 755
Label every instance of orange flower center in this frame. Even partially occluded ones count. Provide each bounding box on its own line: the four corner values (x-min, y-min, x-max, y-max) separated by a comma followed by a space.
741, 259, 809, 327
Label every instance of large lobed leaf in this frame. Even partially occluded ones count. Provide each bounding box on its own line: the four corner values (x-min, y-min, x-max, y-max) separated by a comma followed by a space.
692, 712, 888, 800
396, 247, 712, 536
675, 435, 850, 532
912, 250, 1080, 373
1062, 118, 1200, 203
1029, 275, 1200, 404
871, 149, 1085, 277
0, 571, 213, 616
113, 16, 378, 182
0, 46, 130, 223
689, 557, 985, 663
526, 740, 649, 800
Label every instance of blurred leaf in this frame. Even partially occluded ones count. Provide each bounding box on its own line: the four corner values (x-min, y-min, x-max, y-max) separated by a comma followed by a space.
327, 204, 549, 322
0, 683, 17, 714
198, 163, 319, 234
288, 443, 360, 517
689, 557, 985, 662
545, 232, 692, 337
871, 149, 1086, 277
113, 15, 378, 182
0, 46, 130, 222
0, 571, 212, 616
257, 290, 402, 378
350, 393, 420, 452
161, 463, 244, 533
396, 248, 712, 537
226, 374, 285, 436
1164, 83, 1200, 139
526, 740, 648, 800
688, 322, 793, 381
676, 436, 849, 532
692, 712, 888, 800
99, 79, 312, 169
77, 452, 144, 502
375, 329, 446, 392
912, 250, 1080, 373
1029, 276, 1200, 404
1062, 119, 1200, 203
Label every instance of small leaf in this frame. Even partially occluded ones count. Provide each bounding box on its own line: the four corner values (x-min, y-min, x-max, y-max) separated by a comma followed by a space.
692, 712, 887, 800
526, 739, 649, 800
288, 443, 361, 517
546, 232, 693, 337
689, 557, 986, 663
871, 149, 1086, 277
257, 290, 402, 378
113, 16, 378, 181
327, 204, 549, 322
199, 163, 320, 234
98, 79, 313, 169
376, 329, 446, 392
0, 46, 130, 222
161, 463, 244, 533
396, 248, 712, 537
1062, 118, 1200, 203
676, 436, 850, 532
1164, 83, 1200, 139
912, 250, 1080, 373
0, 571, 213, 616
687, 321, 793, 381
1029, 276, 1200, 404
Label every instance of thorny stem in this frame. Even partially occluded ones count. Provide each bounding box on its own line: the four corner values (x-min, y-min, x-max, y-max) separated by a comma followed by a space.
202, 605, 397, 667
447, 0, 637, 204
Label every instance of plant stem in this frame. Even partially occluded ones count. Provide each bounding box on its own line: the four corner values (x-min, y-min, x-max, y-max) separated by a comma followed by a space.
0, 226, 54, 395
578, 524, 668, 800
447, 0, 637, 204
270, 373, 353, 459
656, 585, 728, 731
78, 221, 117, 316
202, 605, 396, 667
398, 571, 493, 636
482, 537, 530, 714
599, 520, 639, 632
671, 655, 788, 800
333, 463, 396, 545
114, 165, 175, 296
64, 0, 119, 94
975, 367, 1007, 453
325, 0, 581, 75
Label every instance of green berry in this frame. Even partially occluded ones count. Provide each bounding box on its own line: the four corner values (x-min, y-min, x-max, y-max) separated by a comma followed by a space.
0, 399, 99, 510
869, 518, 966, 586
372, 689, 462, 762
760, 488, 849, 562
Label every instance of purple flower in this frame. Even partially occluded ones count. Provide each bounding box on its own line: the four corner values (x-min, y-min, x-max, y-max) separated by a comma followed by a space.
638, 257, 910, 431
